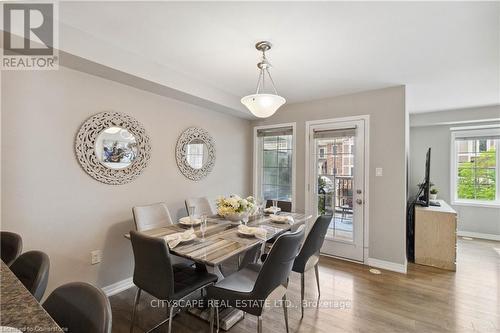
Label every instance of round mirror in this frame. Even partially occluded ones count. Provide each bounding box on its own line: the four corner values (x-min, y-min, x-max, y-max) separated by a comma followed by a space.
94, 126, 138, 169
186, 139, 208, 169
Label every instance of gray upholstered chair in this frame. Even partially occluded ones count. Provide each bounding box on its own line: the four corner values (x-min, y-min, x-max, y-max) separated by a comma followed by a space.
43, 282, 112, 333
129, 231, 218, 333
185, 197, 215, 217
292, 215, 331, 318
132, 202, 173, 231
10, 250, 50, 301
265, 200, 292, 213
207, 226, 305, 333
0, 231, 23, 266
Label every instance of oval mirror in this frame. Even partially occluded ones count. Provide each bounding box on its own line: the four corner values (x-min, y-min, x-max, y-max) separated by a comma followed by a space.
94, 126, 138, 169
186, 139, 208, 169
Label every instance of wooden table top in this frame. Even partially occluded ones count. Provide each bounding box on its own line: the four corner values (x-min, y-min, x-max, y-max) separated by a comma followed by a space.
124, 213, 310, 267
0, 261, 63, 332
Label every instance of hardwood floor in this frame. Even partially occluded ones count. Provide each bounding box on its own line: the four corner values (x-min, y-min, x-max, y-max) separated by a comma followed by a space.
110, 238, 500, 333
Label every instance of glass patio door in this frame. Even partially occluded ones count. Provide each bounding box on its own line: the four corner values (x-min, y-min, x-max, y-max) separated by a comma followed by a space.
307, 119, 366, 262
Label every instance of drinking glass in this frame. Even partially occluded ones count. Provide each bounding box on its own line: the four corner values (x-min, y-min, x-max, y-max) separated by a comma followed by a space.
272, 200, 278, 212
188, 206, 196, 222
200, 214, 207, 241
242, 214, 249, 226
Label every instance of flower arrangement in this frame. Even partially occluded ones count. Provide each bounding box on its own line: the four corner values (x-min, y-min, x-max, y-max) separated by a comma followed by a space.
216, 195, 257, 220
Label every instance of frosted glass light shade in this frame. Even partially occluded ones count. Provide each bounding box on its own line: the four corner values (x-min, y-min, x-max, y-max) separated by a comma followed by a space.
241, 93, 286, 118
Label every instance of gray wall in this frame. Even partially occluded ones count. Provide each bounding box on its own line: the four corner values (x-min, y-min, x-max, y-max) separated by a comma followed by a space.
410, 106, 500, 236
253, 86, 407, 266
1, 67, 252, 294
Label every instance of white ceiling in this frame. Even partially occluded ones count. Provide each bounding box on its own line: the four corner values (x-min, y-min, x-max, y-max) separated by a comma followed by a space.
58, 1, 499, 114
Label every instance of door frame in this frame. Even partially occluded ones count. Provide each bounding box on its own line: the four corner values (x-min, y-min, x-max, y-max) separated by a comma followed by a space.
305, 115, 370, 263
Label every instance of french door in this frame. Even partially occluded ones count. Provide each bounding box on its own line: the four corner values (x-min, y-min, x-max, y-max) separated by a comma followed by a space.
306, 117, 367, 262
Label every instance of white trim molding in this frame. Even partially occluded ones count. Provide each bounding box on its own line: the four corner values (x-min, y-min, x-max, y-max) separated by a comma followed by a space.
102, 277, 133, 297
457, 231, 500, 241
253, 122, 297, 208
367, 258, 407, 274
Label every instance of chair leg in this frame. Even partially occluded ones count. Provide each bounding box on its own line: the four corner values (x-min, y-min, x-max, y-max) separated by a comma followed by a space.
257, 316, 263, 333
216, 306, 220, 333
300, 273, 305, 319
315, 263, 321, 298
168, 305, 175, 333
130, 288, 142, 333
210, 306, 214, 333
282, 294, 289, 333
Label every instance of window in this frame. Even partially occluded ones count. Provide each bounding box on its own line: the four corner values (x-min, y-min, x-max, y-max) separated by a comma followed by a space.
254, 124, 295, 204
451, 127, 500, 207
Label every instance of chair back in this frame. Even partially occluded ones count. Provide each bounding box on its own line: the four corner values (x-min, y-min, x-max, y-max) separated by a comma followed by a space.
252, 226, 305, 300
10, 250, 50, 301
0, 231, 23, 266
293, 215, 331, 271
265, 200, 292, 213
43, 282, 112, 333
185, 197, 215, 216
130, 230, 174, 299
132, 202, 173, 231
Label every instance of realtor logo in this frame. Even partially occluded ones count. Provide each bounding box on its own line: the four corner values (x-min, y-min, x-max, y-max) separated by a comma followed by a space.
2, 2, 58, 70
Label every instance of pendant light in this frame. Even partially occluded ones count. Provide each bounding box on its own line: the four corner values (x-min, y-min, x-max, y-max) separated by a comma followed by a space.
241, 41, 286, 118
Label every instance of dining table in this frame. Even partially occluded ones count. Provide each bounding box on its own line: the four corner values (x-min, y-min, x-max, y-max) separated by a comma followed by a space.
124, 212, 311, 330
0, 260, 63, 333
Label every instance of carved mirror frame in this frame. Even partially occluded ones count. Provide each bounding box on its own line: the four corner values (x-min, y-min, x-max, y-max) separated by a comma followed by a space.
75, 111, 151, 185
176, 127, 215, 181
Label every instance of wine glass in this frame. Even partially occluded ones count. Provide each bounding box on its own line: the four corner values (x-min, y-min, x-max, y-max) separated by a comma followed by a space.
200, 214, 207, 242
242, 214, 249, 226
188, 206, 196, 222
272, 200, 278, 213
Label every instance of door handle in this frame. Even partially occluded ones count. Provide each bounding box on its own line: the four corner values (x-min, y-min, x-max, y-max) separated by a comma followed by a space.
356, 199, 363, 205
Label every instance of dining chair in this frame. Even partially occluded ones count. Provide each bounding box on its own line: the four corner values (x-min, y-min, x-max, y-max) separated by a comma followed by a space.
129, 230, 218, 333
10, 250, 50, 301
185, 197, 215, 216
43, 282, 112, 333
207, 225, 305, 333
292, 215, 332, 318
0, 231, 23, 266
265, 200, 292, 213
132, 202, 173, 231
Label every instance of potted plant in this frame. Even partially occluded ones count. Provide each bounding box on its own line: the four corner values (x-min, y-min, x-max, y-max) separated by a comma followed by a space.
429, 187, 438, 200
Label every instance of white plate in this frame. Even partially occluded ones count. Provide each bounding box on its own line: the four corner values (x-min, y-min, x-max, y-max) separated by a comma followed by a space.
264, 207, 281, 214
179, 234, 197, 243
179, 217, 202, 226
270, 214, 290, 224
238, 230, 255, 237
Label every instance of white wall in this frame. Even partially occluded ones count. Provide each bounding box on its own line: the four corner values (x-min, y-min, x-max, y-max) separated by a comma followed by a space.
410, 106, 500, 237
1, 67, 252, 294
253, 86, 408, 266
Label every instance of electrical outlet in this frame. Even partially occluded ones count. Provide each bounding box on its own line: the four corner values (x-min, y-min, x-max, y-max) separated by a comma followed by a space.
91, 250, 102, 265
375, 167, 383, 177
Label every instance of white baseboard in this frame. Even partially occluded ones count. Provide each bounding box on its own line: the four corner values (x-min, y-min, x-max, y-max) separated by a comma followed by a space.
366, 258, 407, 274
457, 231, 500, 241
102, 277, 134, 297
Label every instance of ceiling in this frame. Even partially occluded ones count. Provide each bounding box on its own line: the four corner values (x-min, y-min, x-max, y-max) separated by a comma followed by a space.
58, 1, 499, 115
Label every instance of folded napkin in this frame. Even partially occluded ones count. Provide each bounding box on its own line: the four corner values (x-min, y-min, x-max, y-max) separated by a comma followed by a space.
163, 229, 195, 249
270, 214, 294, 224
238, 225, 267, 240
179, 216, 201, 225
264, 207, 281, 213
